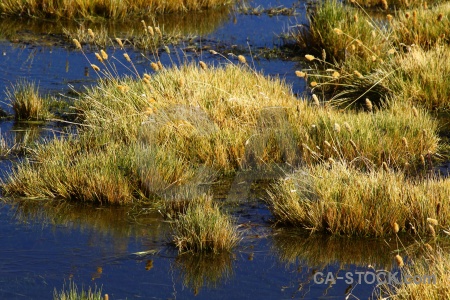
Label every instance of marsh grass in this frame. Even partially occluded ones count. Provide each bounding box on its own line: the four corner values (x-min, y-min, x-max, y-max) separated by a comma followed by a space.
53, 281, 103, 300
268, 162, 450, 236
391, 3, 450, 47
171, 194, 240, 253
3, 60, 441, 203
352, 0, 445, 10
294, 0, 392, 67
5, 80, 51, 121
388, 44, 450, 110
0, 0, 232, 19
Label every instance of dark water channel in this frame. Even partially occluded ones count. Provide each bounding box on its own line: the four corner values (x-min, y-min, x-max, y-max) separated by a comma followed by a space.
0, 1, 403, 298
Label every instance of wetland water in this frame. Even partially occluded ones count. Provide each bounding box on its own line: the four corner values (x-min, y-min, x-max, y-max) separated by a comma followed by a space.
0, 0, 402, 298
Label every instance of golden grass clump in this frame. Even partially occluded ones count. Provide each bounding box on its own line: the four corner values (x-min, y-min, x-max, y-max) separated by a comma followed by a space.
171, 194, 240, 253
5, 80, 51, 121
267, 162, 450, 236
53, 281, 104, 300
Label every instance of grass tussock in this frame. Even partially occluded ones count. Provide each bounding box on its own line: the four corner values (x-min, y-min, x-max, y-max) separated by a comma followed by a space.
0, 0, 232, 20
53, 281, 104, 300
294, 0, 391, 67
268, 162, 450, 236
171, 194, 240, 253
351, 0, 445, 10
5, 80, 51, 121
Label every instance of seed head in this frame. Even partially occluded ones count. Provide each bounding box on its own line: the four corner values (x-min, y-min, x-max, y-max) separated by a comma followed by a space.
87, 28, 95, 39
405, 12, 410, 19
115, 38, 124, 48
423, 2, 428, 9
73, 39, 82, 50
312, 94, 320, 106
148, 26, 154, 37
393, 222, 400, 233
332, 71, 340, 78
155, 27, 162, 37
157, 61, 163, 70
428, 224, 436, 237
387, 14, 393, 22
354, 70, 363, 78
100, 49, 108, 60
305, 54, 315, 61
333, 28, 343, 35
437, 13, 443, 22
395, 255, 404, 267
310, 81, 317, 87
382, 162, 389, 172
343, 122, 352, 133
209, 50, 218, 55
350, 140, 357, 152
334, 123, 341, 133
388, 48, 396, 55
91, 64, 100, 71
199, 61, 207, 70
123, 53, 132, 62
381, 0, 388, 10
365, 98, 373, 112
295, 70, 306, 77
427, 218, 438, 226
412, 106, 418, 117
238, 55, 247, 64
164, 46, 170, 54
402, 137, 408, 148
354, 14, 358, 22
150, 62, 159, 71
95, 53, 103, 62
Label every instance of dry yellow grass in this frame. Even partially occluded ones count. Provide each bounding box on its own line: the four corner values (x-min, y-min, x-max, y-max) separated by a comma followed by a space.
268, 162, 450, 236
0, 0, 232, 19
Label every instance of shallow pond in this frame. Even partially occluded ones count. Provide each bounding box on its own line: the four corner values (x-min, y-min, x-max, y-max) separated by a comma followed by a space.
0, 0, 405, 298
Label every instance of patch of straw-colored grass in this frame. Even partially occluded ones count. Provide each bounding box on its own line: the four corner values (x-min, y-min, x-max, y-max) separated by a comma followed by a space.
391, 3, 450, 48
388, 45, 450, 110
0, 0, 232, 20
268, 162, 450, 236
5, 80, 51, 121
171, 194, 240, 253
294, 0, 391, 69
53, 281, 104, 300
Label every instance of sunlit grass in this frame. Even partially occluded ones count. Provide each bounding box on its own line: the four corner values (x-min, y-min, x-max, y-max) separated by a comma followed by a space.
5, 80, 51, 121
268, 162, 450, 236
0, 0, 233, 19
171, 194, 240, 253
53, 281, 104, 300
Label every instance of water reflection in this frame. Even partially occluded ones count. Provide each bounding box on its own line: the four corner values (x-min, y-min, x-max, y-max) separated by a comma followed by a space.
272, 229, 396, 269
0, 6, 231, 46
174, 252, 234, 295
8, 199, 168, 243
